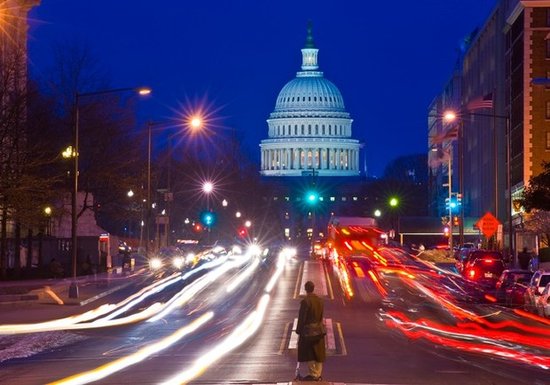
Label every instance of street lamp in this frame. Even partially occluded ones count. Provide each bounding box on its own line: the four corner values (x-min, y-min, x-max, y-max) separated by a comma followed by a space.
145, 116, 204, 257
70, 86, 151, 299
442, 109, 512, 257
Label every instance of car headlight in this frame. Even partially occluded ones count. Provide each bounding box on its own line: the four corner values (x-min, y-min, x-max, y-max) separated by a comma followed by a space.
172, 256, 184, 269
149, 257, 162, 270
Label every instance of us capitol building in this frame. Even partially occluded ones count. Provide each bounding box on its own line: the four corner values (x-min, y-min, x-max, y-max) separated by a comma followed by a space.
260, 26, 362, 177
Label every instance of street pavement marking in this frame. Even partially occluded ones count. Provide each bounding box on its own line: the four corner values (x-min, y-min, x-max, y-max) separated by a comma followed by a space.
288, 318, 335, 351
293, 261, 305, 299
299, 261, 329, 297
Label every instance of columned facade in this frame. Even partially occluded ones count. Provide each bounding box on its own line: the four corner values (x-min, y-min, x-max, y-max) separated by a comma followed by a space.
260, 25, 361, 177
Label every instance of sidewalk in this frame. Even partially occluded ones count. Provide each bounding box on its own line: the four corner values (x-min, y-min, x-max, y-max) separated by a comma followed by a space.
0, 270, 145, 324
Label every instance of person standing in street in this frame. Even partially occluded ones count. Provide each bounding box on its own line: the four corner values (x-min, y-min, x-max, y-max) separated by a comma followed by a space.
296, 280, 326, 381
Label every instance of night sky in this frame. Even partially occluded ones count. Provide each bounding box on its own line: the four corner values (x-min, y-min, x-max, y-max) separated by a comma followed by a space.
28, 0, 496, 177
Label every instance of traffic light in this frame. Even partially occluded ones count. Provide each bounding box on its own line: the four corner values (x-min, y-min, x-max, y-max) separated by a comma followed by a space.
453, 216, 460, 226
200, 211, 216, 227
305, 190, 319, 204
443, 226, 450, 237
445, 194, 461, 213
237, 226, 248, 238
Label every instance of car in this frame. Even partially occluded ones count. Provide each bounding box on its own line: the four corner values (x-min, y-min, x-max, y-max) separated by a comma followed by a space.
524, 270, 550, 312
494, 269, 533, 305
462, 256, 506, 288
535, 283, 550, 318
458, 250, 504, 273
506, 281, 530, 308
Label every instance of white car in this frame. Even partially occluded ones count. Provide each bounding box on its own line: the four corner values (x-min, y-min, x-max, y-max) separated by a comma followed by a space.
535, 283, 550, 318
524, 270, 550, 312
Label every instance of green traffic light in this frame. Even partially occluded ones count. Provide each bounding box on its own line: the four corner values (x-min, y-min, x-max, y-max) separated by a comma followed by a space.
306, 191, 319, 204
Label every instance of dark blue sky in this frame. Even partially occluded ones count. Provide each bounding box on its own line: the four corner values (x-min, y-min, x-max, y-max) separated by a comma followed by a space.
28, 0, 496, 177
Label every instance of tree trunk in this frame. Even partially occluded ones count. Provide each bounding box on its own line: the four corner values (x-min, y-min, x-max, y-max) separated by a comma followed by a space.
0, 204, 7, 279
14, 223, 21, 278
26, 228, 33, 270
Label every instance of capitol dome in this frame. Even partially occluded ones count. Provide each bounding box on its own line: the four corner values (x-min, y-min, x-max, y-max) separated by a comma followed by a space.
260, 25, 361, 177
274, 76, 345, 113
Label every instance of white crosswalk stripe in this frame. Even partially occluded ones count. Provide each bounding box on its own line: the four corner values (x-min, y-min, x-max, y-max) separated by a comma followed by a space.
288, 318, 335, 351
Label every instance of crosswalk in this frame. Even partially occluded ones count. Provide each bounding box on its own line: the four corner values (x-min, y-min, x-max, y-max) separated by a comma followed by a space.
288, 318, 337, 351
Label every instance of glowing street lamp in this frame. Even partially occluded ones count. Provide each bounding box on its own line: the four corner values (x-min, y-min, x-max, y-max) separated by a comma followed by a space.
190, 116, 202, 130
374, 209, 381, 217
202, 181, 214, 195
145, 115, 204, 258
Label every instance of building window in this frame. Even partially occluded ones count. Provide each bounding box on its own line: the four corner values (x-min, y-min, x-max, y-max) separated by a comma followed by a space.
546, 101, 550, 119
322, 125, 325, 135
547, 131, 550, 149
295, 125, 298, 135
546, 39, 550, 58
315, 125, 318, 135
308, 125, 311, 135
547, 9, 550, 26
301, 125, 304, 135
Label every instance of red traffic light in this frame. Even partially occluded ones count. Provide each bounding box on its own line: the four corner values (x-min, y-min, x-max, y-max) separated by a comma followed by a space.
193, 224, 203, 233
238, 227, 248, 238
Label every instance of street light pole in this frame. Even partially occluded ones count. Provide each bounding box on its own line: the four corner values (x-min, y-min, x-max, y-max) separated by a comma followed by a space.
442, 110, 512, 259
69, 86, 151, 299
447, 146, 453, 253
146, 121, 152, 259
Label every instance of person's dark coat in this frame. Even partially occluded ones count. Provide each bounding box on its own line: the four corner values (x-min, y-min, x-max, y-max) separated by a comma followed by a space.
518, 248, 532, 270
296, 292, 326, 362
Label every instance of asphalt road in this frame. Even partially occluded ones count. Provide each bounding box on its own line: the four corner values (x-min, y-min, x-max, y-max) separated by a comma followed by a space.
0, 247, 548, 385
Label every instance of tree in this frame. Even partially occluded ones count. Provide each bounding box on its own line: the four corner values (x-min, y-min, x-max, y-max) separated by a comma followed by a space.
40, 42, 145, 236
1, 48, 62, 278
520, 161, 550, 212
523, 210, 550, 248
519, 161, 550, 248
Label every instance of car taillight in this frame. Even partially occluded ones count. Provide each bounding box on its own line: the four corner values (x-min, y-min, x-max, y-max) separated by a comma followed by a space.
468, 269, 476, 279
482, 258, 494, 264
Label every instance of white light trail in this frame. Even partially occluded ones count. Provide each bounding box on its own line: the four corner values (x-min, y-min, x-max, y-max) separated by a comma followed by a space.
48, 312, 214, 385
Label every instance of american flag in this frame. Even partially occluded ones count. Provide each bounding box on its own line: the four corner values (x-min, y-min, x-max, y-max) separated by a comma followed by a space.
466, 92, 493, 110
430, 126, 459, 145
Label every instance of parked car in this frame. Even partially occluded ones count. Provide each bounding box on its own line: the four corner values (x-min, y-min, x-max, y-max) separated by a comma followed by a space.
494, 269, 533, 306
462, 255, 506, 288
524, 270, 550, 313
506, 282, 530, 308
535, 283, 550, 318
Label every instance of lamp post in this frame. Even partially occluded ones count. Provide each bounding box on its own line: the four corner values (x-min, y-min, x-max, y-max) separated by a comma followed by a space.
145, 115, 203, 258
69, 86, 151, 299
442, 110, 512, 260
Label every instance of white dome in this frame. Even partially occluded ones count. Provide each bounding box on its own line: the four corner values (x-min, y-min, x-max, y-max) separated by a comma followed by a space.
274, 75, 345, 112
260, 24, 361, 177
